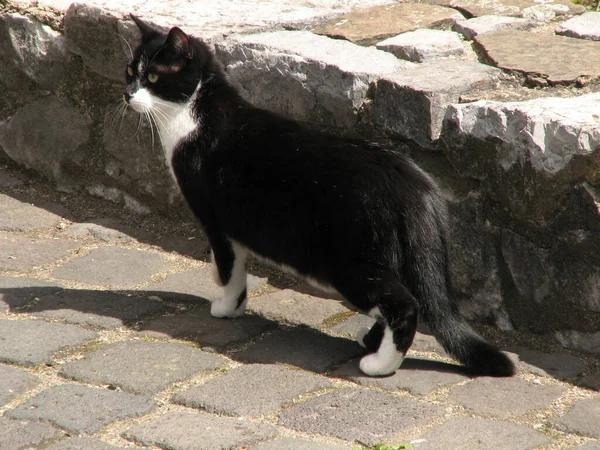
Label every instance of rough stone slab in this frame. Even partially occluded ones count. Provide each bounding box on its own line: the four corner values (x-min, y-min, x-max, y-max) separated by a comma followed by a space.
556, 12, 600, 41
0, 234, 79, 272
448, 376, 567, 418
52, 246, 170, 288
62, 218, 147, 244
0, 194, 64, 232
422, 0, 584, 18
0, 417, 63, 450
61, 340, 227, 395
371, 59, 500, 146
279, 388, 442, 445
475, 30, 600, 84
248, 289, 349, 327
139, 308, 274, 350
442, 93, 600, 178
215, 31, 411, 130
43, 437, 132, 450
453, 15, 532, 40
313, 3, 465, 46
156, 234, 211, 259
28, 290, 168, 330
147, 266, 267, 302
250, 438, 352, 450
235, 327, 363, 373
0, 276, 63, 310
0, 319, 97, 366
174, 364, 332, 417
0, 169, 24, 188
508, 347, 588, 379
123, 411, 278, 450
578, 374, 600, 392
0, 365, 41, 406
551, 398, 600, 439
7, 384, 155, 434
575, 442, 600, 450
555, 330, 600, 355
0, 96, 91, 187
376, 29, 466, 62
0, 13, 66, 90
415, 416, 553, 449
333, 357, 468, 396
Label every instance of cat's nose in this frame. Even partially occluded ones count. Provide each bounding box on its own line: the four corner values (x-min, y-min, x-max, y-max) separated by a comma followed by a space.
123, 85, 136, 104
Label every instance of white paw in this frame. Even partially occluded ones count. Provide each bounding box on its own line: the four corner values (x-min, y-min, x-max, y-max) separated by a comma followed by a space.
210, 297, 246, 319
356, 327, 370, 348
359, 353, 404, 377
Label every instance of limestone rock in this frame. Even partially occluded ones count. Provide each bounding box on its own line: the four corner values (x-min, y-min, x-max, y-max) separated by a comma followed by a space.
422, 0, 584, 18
453, 15, 533, 40
555, 330, 600, 355
556, 12, 600, 42
215, 31, 411, 130
0, 13, 66, 90
475, 30, 600, 84
370, 59, 500, 146
313, 3, 464, 46
376, 29, 466, 62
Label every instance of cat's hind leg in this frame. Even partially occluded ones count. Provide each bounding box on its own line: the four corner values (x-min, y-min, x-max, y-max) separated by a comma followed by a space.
209, 238, 248, 319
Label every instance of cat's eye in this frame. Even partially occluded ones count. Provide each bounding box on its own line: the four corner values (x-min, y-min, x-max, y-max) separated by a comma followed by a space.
147, 73, 159, 83
127, 66, 134, 77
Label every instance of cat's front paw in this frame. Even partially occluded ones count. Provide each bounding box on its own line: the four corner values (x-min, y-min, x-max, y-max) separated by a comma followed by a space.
359, 352, 404, 377
210, 297, 246, 319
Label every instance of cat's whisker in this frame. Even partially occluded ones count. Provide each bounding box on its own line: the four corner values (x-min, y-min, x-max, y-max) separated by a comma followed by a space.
117, 33, 134, 60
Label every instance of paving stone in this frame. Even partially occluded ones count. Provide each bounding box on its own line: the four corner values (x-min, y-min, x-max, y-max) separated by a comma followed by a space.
27, 289, 167, 329
313, 3, 464, 46
123, 411, 278, 450
556, 12, 600, 41
62, 218, 147, 244
453, 15, 532, 40
52, 246, 170, 288
174, 364, 332, 417
448, 376, 567, 418
0, 365, 41, 406
250, 438, 352, 450
475, 30, 600, 84
330, 313, 375, 336
371, 59, 500, 147
0, 319, 97, 366
44, 437, 131, 450
0, 234, 79, 272
0, 193, 64, 232
0, 417, 63, 450
7, 384, 155, 434
551, 398, 600, 439
156, 234, 211, 259
578, 374, 600, 392
235, 327, 363, 373
147, 266, 267, 302
139, 308, 274, 350
510, 347, 588, 379
333, 357, 468, 396
0, 169, 24, 188
0, 275, 63, 310
376, 29, 466, 62
248, 289, 349, 327
279, 388, 442, 445
414, 416, 553, 449
575, 442, 600, 450
423, 0, 584, 17
555, 330, 600, 356
61, 340, 227, 395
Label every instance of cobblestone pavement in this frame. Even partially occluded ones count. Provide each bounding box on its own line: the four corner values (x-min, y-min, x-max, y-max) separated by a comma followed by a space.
1, 164, 599, 450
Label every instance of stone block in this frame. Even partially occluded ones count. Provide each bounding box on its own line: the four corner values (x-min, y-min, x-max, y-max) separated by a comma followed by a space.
61, 340, 227, 394
278, 388, 442, 445
415, 416, 553, 449
62, 218, 145, 244
313, 3, 465, 46
0, 96, 91, 187
43, 437, 129, 450
555, 330, 600, 356
453, 15, 532, 40
0, 365, 41, 406
421, 0, 584, 18
215, 31, 411, 130
0, 194, 65, 232
376, 29, 466, 62
551, 398, 600, 439
371, 59, 500, 146
7, 384, 155, 434
250, 439, 352, 450
0, 417, 63, 450
556, 12, 600, 41
509, 347, 588, 379
0, 13, 66, 90
0, 319, 97, 366
123, 411, 278, 450
0, 276, 63, 310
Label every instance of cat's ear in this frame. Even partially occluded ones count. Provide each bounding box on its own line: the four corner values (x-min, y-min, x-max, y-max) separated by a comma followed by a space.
165, 27, 193, 60
130, 14, 162, 41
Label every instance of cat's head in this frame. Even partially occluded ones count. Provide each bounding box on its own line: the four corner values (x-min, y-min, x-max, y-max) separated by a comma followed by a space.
124, 15, 211, 112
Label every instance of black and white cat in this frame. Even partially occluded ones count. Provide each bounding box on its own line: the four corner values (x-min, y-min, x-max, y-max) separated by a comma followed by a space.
124, 15, 515, 377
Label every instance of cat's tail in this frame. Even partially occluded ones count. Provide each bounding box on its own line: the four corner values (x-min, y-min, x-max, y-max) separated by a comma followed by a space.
407, 189, 515, 377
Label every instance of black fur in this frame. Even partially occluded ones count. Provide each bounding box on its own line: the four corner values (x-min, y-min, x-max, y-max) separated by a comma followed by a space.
125, 16, 515, 377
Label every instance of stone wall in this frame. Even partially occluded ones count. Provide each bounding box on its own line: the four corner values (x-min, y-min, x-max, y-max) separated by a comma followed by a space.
1, 0, 599, 353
